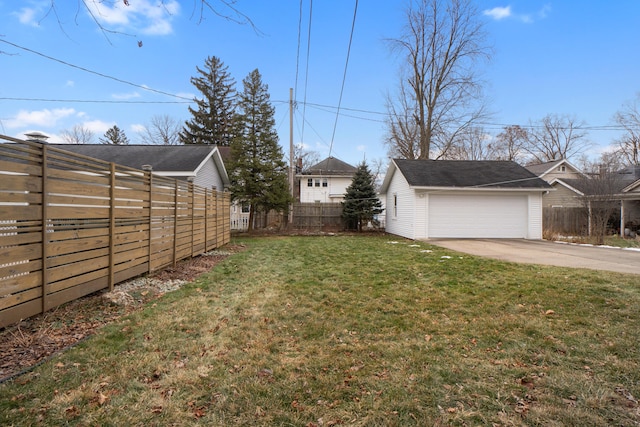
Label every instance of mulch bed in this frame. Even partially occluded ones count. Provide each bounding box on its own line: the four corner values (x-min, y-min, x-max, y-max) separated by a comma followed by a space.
0, 246, 243, 383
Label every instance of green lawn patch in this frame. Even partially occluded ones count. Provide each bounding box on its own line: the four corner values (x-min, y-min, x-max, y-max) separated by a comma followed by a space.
1, 235, 639, 426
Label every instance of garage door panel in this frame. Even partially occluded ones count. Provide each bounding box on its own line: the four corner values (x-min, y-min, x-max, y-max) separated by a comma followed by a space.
428, 194, 527, 238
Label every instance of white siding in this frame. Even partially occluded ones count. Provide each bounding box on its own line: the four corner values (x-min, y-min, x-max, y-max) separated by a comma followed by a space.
194, 158, 224, 190
300, 176, 352, 203
383, 169, 415, 239
528, 193, 543, 239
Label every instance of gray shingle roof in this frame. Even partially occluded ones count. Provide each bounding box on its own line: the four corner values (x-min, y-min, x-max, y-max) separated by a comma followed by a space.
525, 160, 564, 176
394, 159, 551, 189
302, 156, 356, 176
50, 144, 217, 172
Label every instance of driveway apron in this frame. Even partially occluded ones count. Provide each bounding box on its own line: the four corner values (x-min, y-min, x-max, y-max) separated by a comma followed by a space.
427, 239, 640, 275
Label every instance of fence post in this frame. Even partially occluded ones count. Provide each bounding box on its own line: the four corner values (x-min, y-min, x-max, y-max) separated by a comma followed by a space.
173, 180, 179, 267
142, 165, 153, 273
189, 179, 195, 257
108, 162, 116, 291
41, 144, 49, 314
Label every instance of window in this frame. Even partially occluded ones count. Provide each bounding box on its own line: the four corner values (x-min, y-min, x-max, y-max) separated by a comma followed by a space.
241, 203, 250, 213
307, 178, 313, 187
558, 165, 566, 172
315, 179, 320, 187
393, 194, 398, 218
322, 178, 328, 187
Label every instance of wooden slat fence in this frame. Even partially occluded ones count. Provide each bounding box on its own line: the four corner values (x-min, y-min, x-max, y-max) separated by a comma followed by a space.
0, 136, 230, 328
543, 207, 588, 236
292, 202, 344, 230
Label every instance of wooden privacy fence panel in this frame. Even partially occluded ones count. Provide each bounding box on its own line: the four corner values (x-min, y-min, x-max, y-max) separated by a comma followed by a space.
0, 137, 230, 328
543, 207, 588, 235
293, 203, 344, 230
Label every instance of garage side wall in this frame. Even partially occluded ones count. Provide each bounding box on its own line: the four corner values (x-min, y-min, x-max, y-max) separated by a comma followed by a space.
528, 193, 543, 239
384, 170, 416, 239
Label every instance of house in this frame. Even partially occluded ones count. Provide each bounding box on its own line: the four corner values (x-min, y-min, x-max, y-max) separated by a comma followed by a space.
297, 157, 357, 203
618, 165, 640, 234
380, 159, 552, 240
51, 144, 230, 191
525, 159, 586, 208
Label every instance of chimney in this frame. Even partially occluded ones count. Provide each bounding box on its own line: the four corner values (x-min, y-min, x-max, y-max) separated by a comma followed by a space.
24, 131, 49, 144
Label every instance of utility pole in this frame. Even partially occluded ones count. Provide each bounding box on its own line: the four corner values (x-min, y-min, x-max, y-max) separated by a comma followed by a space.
288, 88, 294, 226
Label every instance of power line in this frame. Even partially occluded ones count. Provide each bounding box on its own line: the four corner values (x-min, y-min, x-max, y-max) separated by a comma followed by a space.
0, 97, 190, 104
300, 0, 314, 147
329, 0, 359, 158
0, 38, 191, 101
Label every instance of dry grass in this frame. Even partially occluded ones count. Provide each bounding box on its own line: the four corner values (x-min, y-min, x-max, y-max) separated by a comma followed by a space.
1, 235, 639, 426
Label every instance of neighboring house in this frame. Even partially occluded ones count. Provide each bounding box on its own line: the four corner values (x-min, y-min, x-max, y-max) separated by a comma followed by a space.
380, 159, 551, 240
297, 157, 357, 203
52, 144, 230, 191
526, 159, 586, 208
618, 165, 640, 234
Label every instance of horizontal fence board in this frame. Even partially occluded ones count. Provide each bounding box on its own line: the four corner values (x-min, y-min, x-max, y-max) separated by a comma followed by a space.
0, 158, 42, 175
0, 258, 42, 281
0, 205, 42, 221
48, 247, 109, 269
48, 179, 110, 198
0, 287, 41, 311
0, 174, 42, 192
0, 273, 41, 297
0, 191, 42, 204
0, 242, 42, 264
0, 231, 42, 246
48, 236, 110, 257
0, 299, 42, 329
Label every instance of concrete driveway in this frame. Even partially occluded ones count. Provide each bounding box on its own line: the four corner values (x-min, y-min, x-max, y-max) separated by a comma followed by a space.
428, 239, 640, 275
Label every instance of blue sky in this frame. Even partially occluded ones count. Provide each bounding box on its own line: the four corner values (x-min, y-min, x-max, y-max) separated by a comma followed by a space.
1, 1, 639, 168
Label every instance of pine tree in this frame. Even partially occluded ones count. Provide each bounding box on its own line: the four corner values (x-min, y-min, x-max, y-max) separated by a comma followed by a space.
228, 69, 292, 231
100, 125, 130, 145
180, 56, 236, 145
342, 162, 384, 231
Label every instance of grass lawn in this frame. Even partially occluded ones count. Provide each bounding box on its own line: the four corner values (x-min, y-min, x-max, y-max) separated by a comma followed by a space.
1, 235, 639, 426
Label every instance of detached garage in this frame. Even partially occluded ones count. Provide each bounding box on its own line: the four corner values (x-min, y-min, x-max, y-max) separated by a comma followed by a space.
380, 159, 552, 240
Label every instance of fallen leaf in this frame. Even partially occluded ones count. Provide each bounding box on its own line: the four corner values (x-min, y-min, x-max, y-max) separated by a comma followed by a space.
97, 391, 109, 405
545, 309, 555, 316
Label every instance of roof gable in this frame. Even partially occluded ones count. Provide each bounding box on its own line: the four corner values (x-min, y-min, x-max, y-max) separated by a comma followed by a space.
525, 159, 584, 178
390, 159, 551, 190
302, 156, 356, 176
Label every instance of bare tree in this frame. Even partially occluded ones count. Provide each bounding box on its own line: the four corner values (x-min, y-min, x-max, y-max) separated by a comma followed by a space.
577, 160, 625, 245
442, 127, 497, 160
139, 115, 181, 145
384, 86, 420, 159
386, 0, 491, 160
292, 143, 320, 173
36, 1, 259, 46
524, 114, 590, 163
59, 124, 95, 144
494, 125, 529, 162
613, 96, 640, 165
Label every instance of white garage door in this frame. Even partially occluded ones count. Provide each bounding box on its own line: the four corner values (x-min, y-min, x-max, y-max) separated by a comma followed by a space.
428, 194, 528, 238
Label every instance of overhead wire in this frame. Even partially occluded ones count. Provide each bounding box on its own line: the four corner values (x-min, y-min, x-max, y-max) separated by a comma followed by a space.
328, 0, 359, 158
0, 38, 191, 101
299, 0, 314, 147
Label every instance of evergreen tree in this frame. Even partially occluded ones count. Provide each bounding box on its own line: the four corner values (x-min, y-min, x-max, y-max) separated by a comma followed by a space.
228, 69, 292, 231
100, 125, 130, 145
180, 56, 236, 145
342, 162, 384, 231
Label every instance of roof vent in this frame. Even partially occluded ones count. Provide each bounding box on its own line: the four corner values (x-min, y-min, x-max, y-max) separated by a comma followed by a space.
24, 131, 49, 144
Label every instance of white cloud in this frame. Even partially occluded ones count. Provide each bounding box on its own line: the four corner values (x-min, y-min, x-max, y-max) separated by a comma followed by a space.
483, 6, 511, 20
131, 123, 146, 133
66, 80, 75, 87
14, 7, 40, 27
357, 145, 366, 152
112, 91, 141, 100
82, 120, 114, 135
484, 5, 551, 23
85, 0, 180, 36
5, 108, 76, 129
